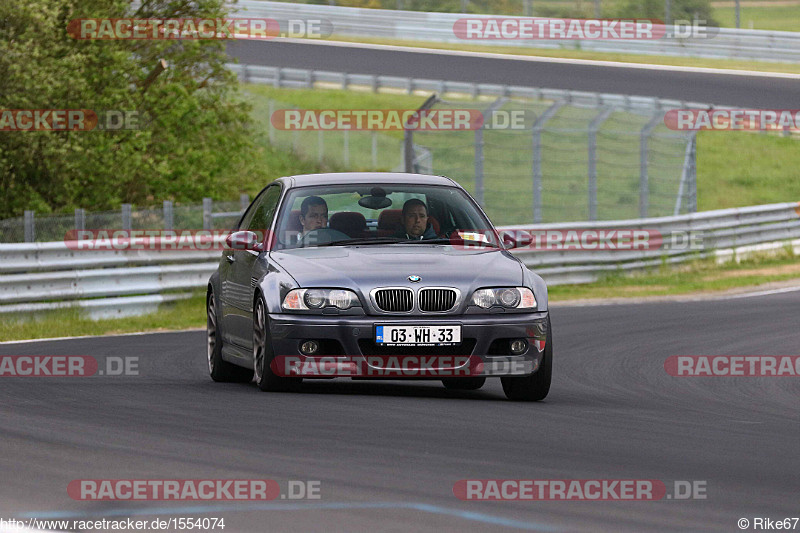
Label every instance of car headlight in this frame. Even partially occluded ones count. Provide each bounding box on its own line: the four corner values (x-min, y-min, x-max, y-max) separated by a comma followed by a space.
470, 287, 536, 310
282, 288, 360, 310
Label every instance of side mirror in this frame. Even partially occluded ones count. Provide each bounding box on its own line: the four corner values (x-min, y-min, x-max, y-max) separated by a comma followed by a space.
226, 230, 261, 251
501, 230, 533, 250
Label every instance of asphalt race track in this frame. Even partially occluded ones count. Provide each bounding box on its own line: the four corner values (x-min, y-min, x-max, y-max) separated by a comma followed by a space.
1, 290, 798, 532
227, 40, 800, 108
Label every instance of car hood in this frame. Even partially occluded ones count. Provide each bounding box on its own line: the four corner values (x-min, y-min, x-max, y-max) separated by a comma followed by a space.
271, 245, 524, 292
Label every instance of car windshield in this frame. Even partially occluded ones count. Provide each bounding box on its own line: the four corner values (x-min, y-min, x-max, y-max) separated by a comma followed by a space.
272, 183, 499, 250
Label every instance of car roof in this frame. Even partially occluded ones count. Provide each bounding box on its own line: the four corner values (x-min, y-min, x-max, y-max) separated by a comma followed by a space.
275, 172, 458, 188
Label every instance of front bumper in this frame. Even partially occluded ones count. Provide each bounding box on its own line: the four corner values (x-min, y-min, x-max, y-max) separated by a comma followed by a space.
267, 311, 548, 378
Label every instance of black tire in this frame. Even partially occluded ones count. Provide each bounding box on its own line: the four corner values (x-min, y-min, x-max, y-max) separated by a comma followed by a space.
442, 377, 486, 390
207, 290, 254, 383
253, 296, 301, 392
501, 316, 552, 401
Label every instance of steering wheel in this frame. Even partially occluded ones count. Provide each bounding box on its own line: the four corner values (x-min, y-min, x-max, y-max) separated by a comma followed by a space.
299, 227, 350, 246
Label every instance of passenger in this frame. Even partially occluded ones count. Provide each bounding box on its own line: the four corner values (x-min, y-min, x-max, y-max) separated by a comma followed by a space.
395, 199, 437, 240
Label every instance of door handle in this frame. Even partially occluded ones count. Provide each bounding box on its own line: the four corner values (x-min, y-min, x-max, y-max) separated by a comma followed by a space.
225, 254, 235, 263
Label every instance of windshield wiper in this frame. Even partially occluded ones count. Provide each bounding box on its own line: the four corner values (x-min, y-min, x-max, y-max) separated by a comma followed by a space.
316, 237, 406, 247
402, 238, 499, 248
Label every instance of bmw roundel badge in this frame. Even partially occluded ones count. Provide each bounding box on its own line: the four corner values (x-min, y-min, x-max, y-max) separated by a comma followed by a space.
408, 275, 421, 282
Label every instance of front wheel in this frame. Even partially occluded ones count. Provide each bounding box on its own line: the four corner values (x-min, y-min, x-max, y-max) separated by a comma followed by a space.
501, 317, 552, 401
207, 290, 253, 383
253, 296, 301, 392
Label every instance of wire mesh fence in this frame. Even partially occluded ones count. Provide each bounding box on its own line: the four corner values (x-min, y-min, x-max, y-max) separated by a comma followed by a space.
261, 99, 407, 171
0, 198, 250, 244
408, 97, 695, 225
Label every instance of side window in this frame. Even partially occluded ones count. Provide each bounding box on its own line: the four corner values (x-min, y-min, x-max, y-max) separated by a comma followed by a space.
241, 185, 281, 233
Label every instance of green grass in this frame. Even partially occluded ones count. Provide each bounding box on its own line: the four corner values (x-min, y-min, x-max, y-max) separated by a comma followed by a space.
697, 131, 800, 210
0, 292, 206, 342
548, 248, 800, 300
713, 5, 800, 32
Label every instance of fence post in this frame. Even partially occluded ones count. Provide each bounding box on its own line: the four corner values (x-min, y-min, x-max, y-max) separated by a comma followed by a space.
474, 126, 484, 206
674, 133, 696, 215
240, 194, 250, 211
268, 100, 275, 145
74, 208, 85, 232
531, 101, 564, 223
639, 112, 662, 219
203, 198, 212, 230
24, 210, 35, 243
688, 133, 697, 213
343, 130, 350, 167
404, 94, 438, 173
163, 201, 173, 230
473, 97, 508, 209
371, 131, 378, 168
587, 108, 613, 221
273, 67, 282, 88
121, 203, 132, 231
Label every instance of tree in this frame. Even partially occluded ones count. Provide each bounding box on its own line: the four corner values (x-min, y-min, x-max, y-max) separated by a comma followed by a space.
0, 0, 261, 218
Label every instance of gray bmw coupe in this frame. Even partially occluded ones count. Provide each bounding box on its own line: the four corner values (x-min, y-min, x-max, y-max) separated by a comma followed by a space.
207, 173, 551, 401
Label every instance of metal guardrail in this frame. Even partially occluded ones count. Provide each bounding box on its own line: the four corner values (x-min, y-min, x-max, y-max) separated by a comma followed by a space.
1, 202, 798, 318
230, 63, 712, 114
234, 1, 800, 64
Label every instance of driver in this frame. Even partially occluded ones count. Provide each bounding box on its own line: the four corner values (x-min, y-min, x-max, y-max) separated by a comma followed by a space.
299, 196, 328, 237
395, 199, 437, 240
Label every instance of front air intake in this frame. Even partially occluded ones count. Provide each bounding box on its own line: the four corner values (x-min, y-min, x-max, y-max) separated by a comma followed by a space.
373, 288, 413, 312
418, 288, 457, 312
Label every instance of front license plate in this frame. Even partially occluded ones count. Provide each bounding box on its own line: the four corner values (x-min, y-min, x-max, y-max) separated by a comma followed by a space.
375, 325, 461, 346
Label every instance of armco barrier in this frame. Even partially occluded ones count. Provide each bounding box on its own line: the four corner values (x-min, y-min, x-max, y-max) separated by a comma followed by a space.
229, 63, 711, 113
0, 202, 798, 318
234, 1, 800, 64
